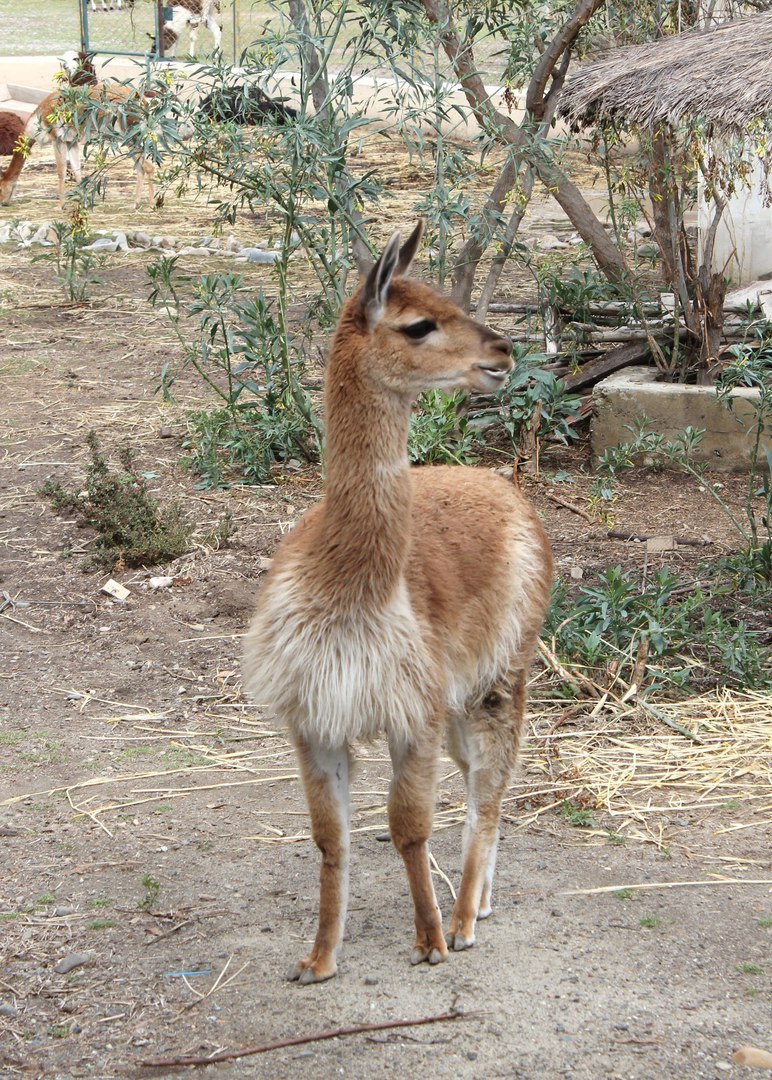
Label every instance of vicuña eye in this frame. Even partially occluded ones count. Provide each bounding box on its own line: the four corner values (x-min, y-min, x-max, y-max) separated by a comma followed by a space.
401, 319, 437, 340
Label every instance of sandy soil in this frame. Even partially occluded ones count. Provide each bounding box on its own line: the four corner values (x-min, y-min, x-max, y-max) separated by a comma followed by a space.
0, 121, 770, 1080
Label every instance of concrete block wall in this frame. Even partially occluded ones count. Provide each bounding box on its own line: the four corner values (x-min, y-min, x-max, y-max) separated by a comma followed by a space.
591, 367, 770, 472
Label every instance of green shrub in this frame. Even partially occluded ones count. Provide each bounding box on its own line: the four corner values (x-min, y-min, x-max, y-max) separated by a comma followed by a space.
41, 432, 192, 571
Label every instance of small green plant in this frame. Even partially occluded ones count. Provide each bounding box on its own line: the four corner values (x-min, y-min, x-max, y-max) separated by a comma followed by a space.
48, 1025, 69, 1039
539, 263, 629, 328
89, 897, 112, 909
546, 564, 770, 693
138, 874, 161, 912
36, 893, 56, 907
88, 918, 117, 931
31, 205, 105, 304
0, 731, 26, 747
613, 888, 637, 901
759, 917, 772, 929
498, 350, 581, 464
408, 390, 479, 465
149, 262, 321, 487
557, 801, 597, 828
737, 962, 764, 975
41, 431, 192, 572
639, 915, 661, 928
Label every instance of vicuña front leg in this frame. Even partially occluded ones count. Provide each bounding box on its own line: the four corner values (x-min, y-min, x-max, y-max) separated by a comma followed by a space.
447, 674, 526, 950
388, 730, 448, 967
289, 738, 351, 984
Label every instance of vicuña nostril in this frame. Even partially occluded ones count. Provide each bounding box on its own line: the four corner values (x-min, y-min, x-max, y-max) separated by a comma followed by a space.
491, 335, 512, 357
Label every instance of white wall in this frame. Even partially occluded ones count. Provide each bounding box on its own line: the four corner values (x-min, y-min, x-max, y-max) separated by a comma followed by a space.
698, 155, 772, 286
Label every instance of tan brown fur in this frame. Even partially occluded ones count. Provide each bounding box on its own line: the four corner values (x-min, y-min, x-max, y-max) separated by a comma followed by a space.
0, 84, 155, 207
243, 222, 553, 982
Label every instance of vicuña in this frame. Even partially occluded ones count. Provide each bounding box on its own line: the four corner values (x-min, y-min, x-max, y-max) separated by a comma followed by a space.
243, 221, 554, 983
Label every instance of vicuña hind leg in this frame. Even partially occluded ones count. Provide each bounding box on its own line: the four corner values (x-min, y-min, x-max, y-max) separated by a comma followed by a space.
447, 673, 526, 950
289, 738, 350, 984
388, 728, 448, 967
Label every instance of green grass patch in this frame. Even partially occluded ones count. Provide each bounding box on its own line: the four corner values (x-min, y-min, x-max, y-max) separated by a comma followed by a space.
737, 962, 764, 975
88, 918, 118, 931
557, 801, 597, 828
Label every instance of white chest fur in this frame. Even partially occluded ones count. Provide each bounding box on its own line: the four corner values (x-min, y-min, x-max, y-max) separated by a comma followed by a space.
243, 568, 435, 749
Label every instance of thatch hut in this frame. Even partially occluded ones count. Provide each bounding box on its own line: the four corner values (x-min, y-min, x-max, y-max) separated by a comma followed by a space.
559, 13, 772, 285
560, 13, 772, 136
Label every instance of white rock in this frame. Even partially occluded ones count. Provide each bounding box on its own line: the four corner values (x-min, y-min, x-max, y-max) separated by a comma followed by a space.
148, 576, 174, 590
82, 237, 118, 251
244, 248, 281, 264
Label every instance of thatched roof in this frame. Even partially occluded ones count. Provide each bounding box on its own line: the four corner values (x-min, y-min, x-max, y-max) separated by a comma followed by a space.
559, 13, 772, 135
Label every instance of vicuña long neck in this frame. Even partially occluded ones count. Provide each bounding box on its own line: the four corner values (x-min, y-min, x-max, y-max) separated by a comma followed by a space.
313, 330, 413, 608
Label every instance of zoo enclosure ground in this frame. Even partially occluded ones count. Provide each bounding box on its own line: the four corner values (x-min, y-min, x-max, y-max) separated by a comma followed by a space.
0, 53, 771, 1080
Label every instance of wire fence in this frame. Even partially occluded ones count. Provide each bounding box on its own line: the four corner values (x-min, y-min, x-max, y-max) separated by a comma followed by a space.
0, 1, 263, 66
82, 1, 243, 63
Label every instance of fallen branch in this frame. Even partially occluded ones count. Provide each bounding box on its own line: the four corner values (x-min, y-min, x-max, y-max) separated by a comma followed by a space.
140, 1007, 483, 1068
564, 877, 772, 896
537, 638, 598, 697
637, 698, 705, 745
608, 529, 713, 548
546, 491, 594, 522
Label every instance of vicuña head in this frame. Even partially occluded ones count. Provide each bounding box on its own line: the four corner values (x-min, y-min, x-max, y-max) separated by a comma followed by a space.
243, 220, 553, 984
342, 219, 513, 396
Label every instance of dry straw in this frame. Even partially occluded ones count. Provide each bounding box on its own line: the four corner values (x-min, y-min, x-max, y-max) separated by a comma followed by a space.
3, 688, 768, 854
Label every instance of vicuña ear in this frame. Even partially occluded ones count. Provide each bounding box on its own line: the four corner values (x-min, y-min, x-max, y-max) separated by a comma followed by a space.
395, 219, 424, 278
361, 229, 402, 329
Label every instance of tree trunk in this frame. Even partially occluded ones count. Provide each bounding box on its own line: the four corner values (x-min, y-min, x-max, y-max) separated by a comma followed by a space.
420, 0, 629, 309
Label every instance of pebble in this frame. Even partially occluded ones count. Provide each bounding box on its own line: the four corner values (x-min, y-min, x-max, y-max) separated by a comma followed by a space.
52, 905, 76, 917
0, 1004, 18, 1018
54, 951, 92, 974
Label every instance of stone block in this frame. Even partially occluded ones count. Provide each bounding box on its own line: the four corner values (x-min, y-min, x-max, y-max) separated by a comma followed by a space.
591, 366, 770, 472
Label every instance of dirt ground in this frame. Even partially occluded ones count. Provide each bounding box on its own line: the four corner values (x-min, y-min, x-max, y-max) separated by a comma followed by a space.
0, 129, 770, 1080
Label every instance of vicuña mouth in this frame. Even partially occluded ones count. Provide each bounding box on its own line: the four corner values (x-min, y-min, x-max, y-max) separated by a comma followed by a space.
478, 367, 508, 383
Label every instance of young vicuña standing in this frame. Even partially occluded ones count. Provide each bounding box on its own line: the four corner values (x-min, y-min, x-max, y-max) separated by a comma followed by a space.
243, 221, 553, 983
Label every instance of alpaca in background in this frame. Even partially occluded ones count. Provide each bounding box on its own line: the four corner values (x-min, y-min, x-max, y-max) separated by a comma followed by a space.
0, 84, 156, 207
152, 1, 222, 56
